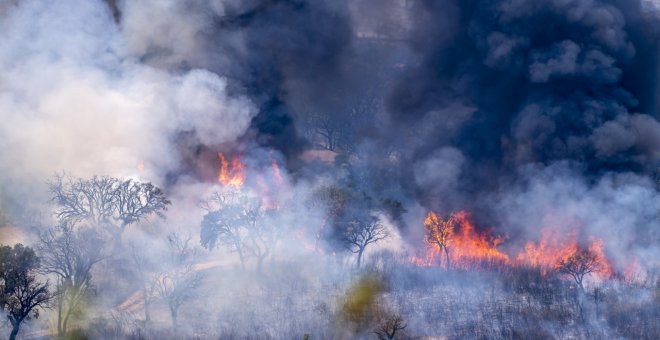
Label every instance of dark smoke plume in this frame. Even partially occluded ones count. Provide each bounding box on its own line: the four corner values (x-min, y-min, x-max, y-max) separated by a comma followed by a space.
387, 0, 660, 204
122, 0, 353, 163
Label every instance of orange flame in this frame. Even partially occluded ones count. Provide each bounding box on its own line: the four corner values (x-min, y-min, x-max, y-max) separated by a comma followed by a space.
411, 211, 615, 280
413, 211, 509, 269
513, 228, 612, 278
218, 153, 245, 187
272, 158, 284, 185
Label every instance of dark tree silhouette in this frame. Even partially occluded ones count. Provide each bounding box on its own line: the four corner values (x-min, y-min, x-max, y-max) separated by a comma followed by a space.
425, 212, 456, 268
38, 225, 105, 335
49, 174, 170, 243
556, 246, 604, 290
343, 217, 389, 268
0, 244, 52, 340
374, 314, 407, 340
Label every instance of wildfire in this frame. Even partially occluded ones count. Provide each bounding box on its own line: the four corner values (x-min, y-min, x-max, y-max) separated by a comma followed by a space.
412, 211, 614, 282
413, 211, 509, 269
217, 153, 245, 187
272, 158, 284, 185
514, 228, 612, 278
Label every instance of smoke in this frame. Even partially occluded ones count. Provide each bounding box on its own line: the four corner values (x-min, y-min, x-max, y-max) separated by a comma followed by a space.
388, 0, 660, 182
1, 0, 652, 261
119, 0, 353, 160
495, 162, 659, 269
0, 0, 256, 217
0, 0, 658, 337
379, 0, 660, 258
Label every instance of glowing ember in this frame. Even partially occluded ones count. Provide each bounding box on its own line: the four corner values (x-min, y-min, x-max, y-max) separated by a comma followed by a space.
217, 152, 245, 187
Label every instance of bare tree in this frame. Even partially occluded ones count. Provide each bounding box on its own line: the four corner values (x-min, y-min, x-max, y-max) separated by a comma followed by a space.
156, 232, 203, 329
0, 244, 52, 340
556, 246, 604, 290
38, 225, 105, 335
302, 111, 345, 151
200, 193, 251, 270
374, 314, 407, 340
200, 191, 276, 272
425, 212, 456, 268
128, 244, 159, 328
245, 212, 274, 273
343, 217, 389, 268
49, 174, 170, 243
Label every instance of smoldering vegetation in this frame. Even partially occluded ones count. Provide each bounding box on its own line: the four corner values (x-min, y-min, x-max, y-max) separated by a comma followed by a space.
0, 0, 659, 339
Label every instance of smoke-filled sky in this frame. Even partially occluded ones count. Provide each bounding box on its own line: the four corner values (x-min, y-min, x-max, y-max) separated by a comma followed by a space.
0, 0, 658, 272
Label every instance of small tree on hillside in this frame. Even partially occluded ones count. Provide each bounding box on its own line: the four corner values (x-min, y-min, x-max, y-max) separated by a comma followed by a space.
38, 225, 105, 335
156, 232, 203, 329
425, 212, 456, 268
374, 314, 407, 340
556, 246, 604, 290
0, 244, 52, 340
128, 244, 159, 327
200, 191, 276, 272
342, 216, 389, 268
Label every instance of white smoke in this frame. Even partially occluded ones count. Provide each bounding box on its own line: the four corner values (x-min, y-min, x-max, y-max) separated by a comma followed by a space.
0, 0, 255, 214
496, 163, 660, 273
0, 0, 256, 223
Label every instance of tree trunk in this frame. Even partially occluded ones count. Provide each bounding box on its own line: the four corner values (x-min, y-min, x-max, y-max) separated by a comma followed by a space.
62, 291, 77, 335
576, 274, 584, 290
144, 291, 151, 327
57, 292, 64, 335
9, 321, 20, 340
237, 248, 246, 271
444, 246, 451, 269
171, 308, 178, 329
63, 310, 71, 334
357, 248, 364, 268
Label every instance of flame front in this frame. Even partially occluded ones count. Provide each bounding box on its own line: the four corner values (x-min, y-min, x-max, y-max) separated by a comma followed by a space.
414, 211, 509, 268
412, 210, 613, 281
514, 228, 612, 278
218, 152, 245, 187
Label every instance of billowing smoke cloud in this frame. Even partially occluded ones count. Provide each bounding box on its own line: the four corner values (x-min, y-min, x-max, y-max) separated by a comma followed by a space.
0, 1, 658, 338
0, 0, 256, 216
120, 0, 353, 160
495, 162, 659, 269
384, 1, 659, 231
0, 0, 657, 262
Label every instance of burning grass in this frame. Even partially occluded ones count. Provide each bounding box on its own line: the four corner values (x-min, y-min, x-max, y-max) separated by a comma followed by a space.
411, 211, 616, 287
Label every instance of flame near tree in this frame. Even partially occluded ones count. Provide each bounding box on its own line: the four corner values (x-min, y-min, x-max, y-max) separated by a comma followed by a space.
555, 245, 604, 289
514, 228, 612, 279
424, 212, 454, 268
419, 211, 509, 269
417, 210, 612, 286
213, 151, 615, 286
